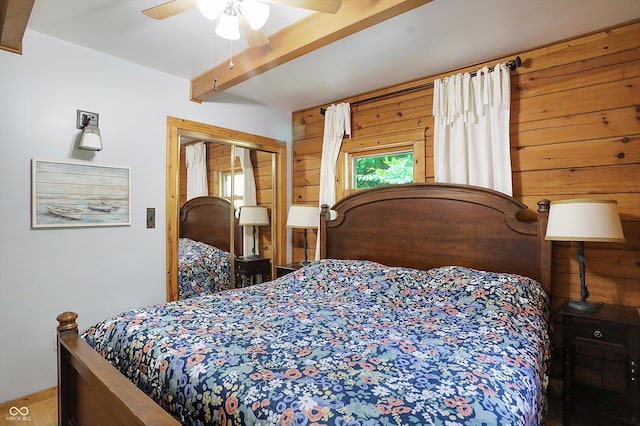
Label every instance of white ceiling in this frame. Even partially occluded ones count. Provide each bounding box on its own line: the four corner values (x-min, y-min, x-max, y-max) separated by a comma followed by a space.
27, 0, 640, 112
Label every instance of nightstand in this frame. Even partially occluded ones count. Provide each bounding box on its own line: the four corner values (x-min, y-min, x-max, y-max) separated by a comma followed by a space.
234, 256, 271, 287
561, 301, 640, 425
276, 263, 303, 278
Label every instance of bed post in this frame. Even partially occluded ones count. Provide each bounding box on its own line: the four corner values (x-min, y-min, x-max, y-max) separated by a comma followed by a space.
55, 311, 181, 425
537, 199, 552, 295
319, 204, 330, 259
57, 311, 78, 426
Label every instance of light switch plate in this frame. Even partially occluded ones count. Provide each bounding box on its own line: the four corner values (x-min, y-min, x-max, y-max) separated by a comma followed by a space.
146, 208, 155, 228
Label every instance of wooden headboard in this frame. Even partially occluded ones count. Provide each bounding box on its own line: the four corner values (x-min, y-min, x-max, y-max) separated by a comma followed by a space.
179, 196, 243, 256
320, 183, 551, 294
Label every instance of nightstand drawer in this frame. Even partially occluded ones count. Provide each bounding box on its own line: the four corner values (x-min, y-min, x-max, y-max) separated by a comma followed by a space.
234, 257, 271, 287
235, 257, 270, 273
235, 261, 249, 273
570, 317, 628, 347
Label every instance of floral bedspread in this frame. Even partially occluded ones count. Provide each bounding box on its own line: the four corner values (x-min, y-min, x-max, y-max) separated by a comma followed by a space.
179, 238, 232, 299
83, 259, 550, 426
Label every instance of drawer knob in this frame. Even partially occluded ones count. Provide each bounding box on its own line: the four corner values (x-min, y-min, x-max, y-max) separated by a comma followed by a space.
593, 330, 603, 339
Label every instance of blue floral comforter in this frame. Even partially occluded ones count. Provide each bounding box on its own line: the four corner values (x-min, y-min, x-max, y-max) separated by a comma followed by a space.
179, 238, 232, 299
83, 259, 550, 426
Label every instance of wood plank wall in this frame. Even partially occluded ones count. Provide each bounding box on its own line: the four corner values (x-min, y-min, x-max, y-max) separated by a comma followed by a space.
179, 143, 275, 257
291, 21, 640, 311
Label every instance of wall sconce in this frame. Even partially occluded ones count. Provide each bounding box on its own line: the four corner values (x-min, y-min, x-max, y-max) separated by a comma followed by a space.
76, 110, 102, 151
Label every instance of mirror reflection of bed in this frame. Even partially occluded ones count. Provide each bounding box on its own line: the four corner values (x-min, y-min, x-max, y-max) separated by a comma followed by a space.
178, 195, 240, 298
167, 118, 284, 300
177, 138, 279, 299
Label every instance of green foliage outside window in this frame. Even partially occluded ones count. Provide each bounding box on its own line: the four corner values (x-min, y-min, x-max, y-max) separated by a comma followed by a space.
353, 152, 414, 189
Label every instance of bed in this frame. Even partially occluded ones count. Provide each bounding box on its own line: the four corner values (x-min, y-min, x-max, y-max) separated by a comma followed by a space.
56, 183, 552, 426
178, 196, 243, 299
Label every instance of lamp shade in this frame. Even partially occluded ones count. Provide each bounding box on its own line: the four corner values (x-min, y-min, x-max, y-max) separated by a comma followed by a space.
78, 126, 102, 151
216, 6, 240, 40
238, 206, 269, 226
545, 199, 625, 242
286, 205, 319, 229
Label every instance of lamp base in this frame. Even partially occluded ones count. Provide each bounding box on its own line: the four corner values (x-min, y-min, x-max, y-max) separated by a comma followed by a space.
567, 299, 602, 312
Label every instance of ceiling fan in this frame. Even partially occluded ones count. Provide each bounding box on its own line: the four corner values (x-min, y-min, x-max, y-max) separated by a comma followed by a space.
142, 0, 343, 47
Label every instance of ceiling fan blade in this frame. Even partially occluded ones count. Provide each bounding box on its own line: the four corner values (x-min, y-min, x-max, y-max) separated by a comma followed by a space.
239, 16, 270, 47
260, 0, 342, 14
142, 0, 197, 20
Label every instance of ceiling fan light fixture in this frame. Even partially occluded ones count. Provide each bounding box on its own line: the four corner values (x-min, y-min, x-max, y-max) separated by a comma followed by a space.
216, 6, 241, 40
196, 0, 227, 20
240, 0, 270, 30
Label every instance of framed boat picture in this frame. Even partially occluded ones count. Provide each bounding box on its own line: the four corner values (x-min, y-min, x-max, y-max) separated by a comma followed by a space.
32, 159, 131, 228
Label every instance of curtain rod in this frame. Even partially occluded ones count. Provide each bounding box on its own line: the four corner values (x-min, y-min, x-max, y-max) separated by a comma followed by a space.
320, 56, 522, 115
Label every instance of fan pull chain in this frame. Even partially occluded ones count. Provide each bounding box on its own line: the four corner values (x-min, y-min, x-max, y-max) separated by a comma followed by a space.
229, 39, 234, 70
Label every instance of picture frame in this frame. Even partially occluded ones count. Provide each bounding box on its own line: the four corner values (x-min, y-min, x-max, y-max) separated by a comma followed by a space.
32, 159, 131, 228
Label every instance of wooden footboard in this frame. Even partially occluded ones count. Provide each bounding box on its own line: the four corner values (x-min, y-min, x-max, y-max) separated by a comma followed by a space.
56, 312, 179, 426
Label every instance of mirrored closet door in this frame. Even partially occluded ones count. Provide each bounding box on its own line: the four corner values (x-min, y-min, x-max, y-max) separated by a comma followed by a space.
166, 117, 286, 301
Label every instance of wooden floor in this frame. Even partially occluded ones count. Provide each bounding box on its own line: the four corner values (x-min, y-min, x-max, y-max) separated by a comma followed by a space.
17, 398, 56, 426
0, 387, 57, 426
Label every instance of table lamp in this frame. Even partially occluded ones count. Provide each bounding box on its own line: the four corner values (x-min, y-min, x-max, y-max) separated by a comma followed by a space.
545, 199, 624, 312
286, 205, 319, 265
238, 206, 269, 258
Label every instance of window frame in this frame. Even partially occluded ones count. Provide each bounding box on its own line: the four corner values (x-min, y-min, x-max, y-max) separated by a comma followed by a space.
337, 139, 425, 199
220, 170, 245, 210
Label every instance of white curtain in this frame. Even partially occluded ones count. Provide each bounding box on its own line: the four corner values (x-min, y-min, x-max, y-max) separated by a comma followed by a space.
315, 103, 351, 260
236, 147, 258, 257
433, 63, 513, 195
185, 142, 208, 200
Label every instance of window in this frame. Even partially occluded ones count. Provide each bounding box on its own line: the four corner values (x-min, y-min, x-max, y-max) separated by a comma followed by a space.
222, 172, 244, 210
352, 151, 414, 189
336, 133, 425, 199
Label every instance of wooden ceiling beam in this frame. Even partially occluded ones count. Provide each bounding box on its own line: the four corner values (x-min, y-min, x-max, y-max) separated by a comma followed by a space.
0, 0, 35, 54
190, 0, 433, 103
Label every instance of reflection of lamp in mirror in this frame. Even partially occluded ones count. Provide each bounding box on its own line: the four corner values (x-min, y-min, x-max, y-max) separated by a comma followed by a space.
286, 205, 319, 265
545, 199, 625, 312
238, 206, 269, 258
76, 110, 102, 151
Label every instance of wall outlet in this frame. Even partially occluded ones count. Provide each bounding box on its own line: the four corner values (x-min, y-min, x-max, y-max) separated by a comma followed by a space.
147, 208, 155, 228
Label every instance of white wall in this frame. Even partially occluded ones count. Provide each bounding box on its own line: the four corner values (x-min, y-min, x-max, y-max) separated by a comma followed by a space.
0, 30, 291, 403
